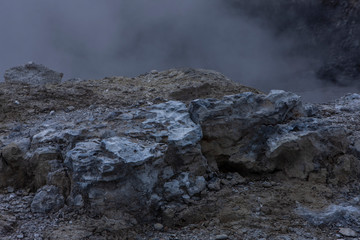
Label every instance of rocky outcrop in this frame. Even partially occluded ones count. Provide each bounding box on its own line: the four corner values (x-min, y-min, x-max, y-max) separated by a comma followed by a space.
1, 66, 360, 239
2, 86, 360, 219
4, 62, 63, 85
0, 100, 208, 219
189, 90, 360, 183
189, 90, 304, 173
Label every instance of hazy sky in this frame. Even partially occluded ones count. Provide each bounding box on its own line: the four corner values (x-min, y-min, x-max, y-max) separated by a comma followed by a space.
0, 0, 353, 101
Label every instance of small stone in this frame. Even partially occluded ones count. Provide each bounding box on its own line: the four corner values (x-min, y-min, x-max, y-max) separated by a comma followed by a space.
182, 194, 191, 204
77, 195, 86, 207
65, 106, 75, 112
187, 176, 207, 196
208, 178, 221, 191
7, 186, 14, 193
262, 181, 272, 188
31, 185, 64, 213
49, 110, 55, 115
339, 227, 357, 237
14, 100, 20, 105
231, 172, 246, 185
17, 234, 24, 239
154, 223, 164, 231
150, 70, 158, 74
215, 234, 229, 240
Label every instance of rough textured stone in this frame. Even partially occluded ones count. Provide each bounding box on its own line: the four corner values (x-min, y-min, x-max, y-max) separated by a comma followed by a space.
31, 185, 64, 213
189, 90, 305, 174
189, 90, 357, 182
0, 139, 30, 188
4, 62, 63, 85
339, 227, 357, 237
52, 101, 207, 218
295, 203, 360, 226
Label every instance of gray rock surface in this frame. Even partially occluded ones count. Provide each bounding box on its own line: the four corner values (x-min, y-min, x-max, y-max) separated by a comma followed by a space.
295, 203, 360, 226
189, 90, 305, 173
0, 139, 30, 188
0, 100, 207, 220
189, 90, 360, 182
31, 185, 64, 213
4, 62, 63, 85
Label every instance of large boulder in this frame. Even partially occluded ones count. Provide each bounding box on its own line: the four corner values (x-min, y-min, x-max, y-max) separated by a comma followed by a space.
4, 62, 63, 85
0, 139, 30, 188
189, 90, 305, 173
2, 100, 206, 220
189, 90, 355, 181
63, 101, 206, 219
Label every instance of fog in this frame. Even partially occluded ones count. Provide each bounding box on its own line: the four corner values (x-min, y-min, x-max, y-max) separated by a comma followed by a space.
0, 0, 356, 102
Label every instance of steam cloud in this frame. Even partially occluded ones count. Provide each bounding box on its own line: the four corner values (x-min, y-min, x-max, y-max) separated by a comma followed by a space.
0, 0, 355, 101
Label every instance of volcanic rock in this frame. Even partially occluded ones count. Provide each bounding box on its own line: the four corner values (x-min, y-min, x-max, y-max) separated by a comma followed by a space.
31, 185, 64, 213
1, 66, 360, 239
4, 62, 63, 85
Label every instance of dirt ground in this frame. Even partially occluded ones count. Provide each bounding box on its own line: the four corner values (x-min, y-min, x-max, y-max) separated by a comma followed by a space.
1, 171, 356, 239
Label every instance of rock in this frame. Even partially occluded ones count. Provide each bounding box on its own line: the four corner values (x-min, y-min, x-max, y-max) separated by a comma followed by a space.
28, 146, 62, 189
189, 90, 355, 181
64, 77, 83, 82
0, 139, 30, 188
153, 223, 164, 231
339, 227, 357, 237
6, 186, 14, 193
189, 90, 305, 174
47, 168, 71, 196
207, 178, 221, 191
4, 62, 63, 85
164, 173, 207, 200
66, 106, 75, 112
215, 234, 229, 240
295, 203, 360, 226
72, 194, 84, 208
187, 176, 206, 196
4, 65, 360, 239
163, 180, 185, 200
31, 185, 64, 213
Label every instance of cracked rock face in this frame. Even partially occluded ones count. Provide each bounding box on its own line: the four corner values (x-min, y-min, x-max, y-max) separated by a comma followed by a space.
31, 185, 64, 214
189, 90, 305, 173
189, 90, 359, 182
1, 100, 206, 219
1, 86, 360, 218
